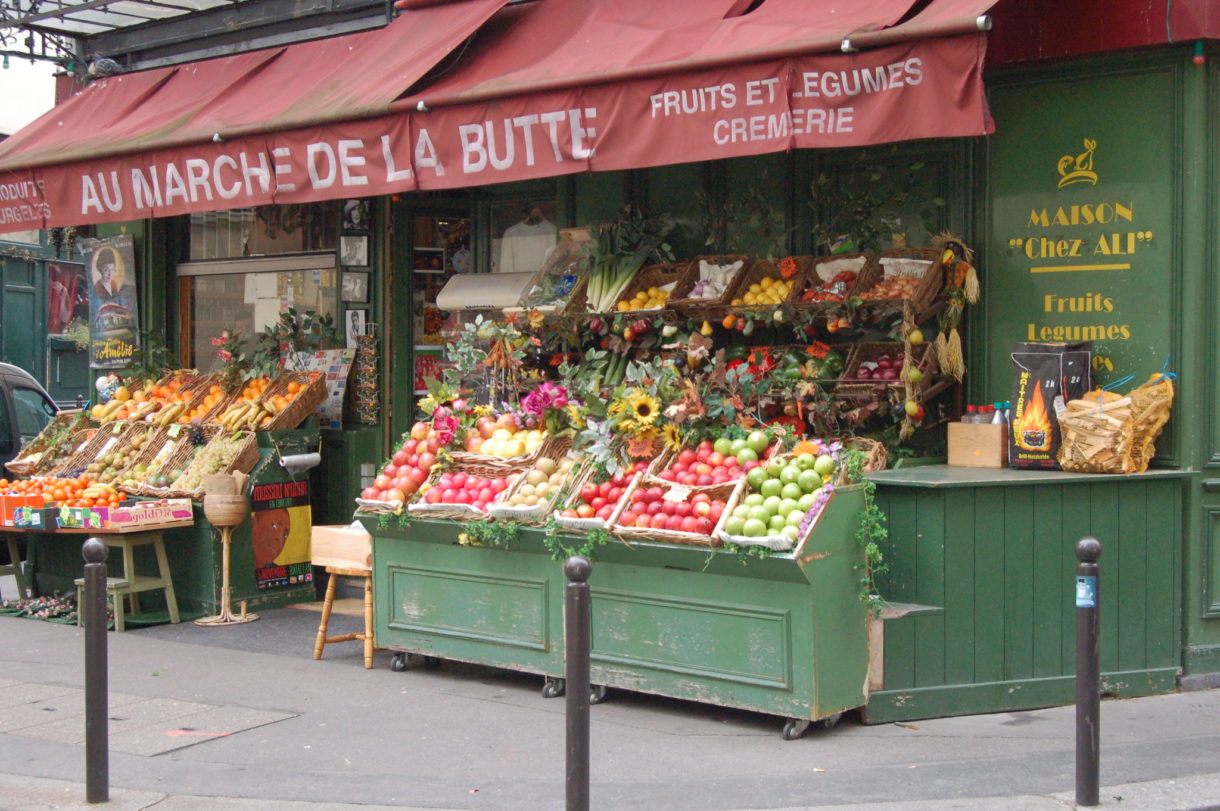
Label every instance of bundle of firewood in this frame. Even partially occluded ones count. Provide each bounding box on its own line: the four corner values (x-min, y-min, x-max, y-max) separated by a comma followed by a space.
1057, 374, 1174, 474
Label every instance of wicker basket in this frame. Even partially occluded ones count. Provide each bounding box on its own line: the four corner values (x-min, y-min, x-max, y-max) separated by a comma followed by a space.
725, 256, 811, 309
162, 430, 260, 500
839, 437, 889, 475
4, 409, 93, 478
836, 342, 937, 402
668, 254, 752, 310
793, 253, 875, 306
115, 427, 187, 495
260, 371, 328, 431
853, 247, 943, 314
486, 439, 578, 522
88, 421, 161, 485
450, 432, 564, 472
407, 466, 522, 520
611, 262, 688, 315
553, 466, 636, 532
52, 427, 126, 478
612, 477, 743, 548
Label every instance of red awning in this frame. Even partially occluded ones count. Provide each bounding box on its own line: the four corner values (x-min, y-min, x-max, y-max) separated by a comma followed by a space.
0, 0, 996, 233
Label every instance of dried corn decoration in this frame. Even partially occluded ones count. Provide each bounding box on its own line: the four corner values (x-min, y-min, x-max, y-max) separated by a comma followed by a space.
899, 302, 918, 439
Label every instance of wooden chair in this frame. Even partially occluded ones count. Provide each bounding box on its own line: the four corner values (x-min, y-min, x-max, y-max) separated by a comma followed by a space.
310, 524, 379, 669
75, 530, 180, 633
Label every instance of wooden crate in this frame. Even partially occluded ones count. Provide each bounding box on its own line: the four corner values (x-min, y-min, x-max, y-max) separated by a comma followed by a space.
311, 524, 373, 571
948, 423, 1009, 468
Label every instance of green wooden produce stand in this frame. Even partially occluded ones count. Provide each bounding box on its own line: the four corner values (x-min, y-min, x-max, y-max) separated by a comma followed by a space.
361, 485, 869, 739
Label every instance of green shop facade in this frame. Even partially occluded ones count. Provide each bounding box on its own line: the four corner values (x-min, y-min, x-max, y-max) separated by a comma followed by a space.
9, 0, 1220, 722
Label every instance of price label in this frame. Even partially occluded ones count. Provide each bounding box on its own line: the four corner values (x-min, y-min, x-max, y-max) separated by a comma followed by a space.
168, 424, 182, 438
807, 341, 830, 359
662, 485, 691, 503
112, 422, 122, 434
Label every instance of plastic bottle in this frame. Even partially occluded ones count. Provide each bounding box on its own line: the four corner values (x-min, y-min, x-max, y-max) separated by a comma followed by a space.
991, 402, 1008, 425
962, 405, 977, 423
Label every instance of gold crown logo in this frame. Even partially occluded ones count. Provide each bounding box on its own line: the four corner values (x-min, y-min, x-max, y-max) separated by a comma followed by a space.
1057, 138, 1098, 188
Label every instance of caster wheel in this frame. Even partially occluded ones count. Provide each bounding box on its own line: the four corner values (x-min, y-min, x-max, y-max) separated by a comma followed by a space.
817, 712, 842, 730
390, 653, 409, 672
782, 719, 811, 741
541, 677, 566, 698
589, 685, 609, 704
422, 655, 442, 670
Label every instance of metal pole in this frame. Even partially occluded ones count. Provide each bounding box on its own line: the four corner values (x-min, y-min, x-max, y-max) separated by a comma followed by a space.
1075, 536, 1102, 807
82, 537, 109, 804
564, 556, 591, 811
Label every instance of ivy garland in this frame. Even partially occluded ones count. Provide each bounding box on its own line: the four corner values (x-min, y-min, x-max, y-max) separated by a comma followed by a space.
841, 450, 889, 611
541, 515, 610, 561
459, 518, 521, 550
721, 541, 775, 566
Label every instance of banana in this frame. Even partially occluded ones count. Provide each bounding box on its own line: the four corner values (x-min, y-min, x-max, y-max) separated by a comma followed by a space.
262, 398, 280, 415
246, 402, 268, 430
157, 403, 184, 426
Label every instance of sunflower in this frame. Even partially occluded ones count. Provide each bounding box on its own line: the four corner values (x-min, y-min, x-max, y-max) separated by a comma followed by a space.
661, 423, 682, 452
472, 404, 493, 417
566, 402, 586, 429
626, 390, 661, 426
608, 399, 626, 417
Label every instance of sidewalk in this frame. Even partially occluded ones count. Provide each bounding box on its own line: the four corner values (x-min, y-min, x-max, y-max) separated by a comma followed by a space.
2, 606, 1218, 811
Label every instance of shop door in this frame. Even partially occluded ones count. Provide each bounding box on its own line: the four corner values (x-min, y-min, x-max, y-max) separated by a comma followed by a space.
388, 199, 472, 443
0, 258, 45, 379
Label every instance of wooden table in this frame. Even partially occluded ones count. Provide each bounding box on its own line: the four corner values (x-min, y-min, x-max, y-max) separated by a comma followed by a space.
2, 521, 191, 632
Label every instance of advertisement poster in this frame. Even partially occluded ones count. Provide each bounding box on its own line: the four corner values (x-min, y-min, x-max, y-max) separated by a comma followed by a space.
81, 234, 140, 368
47, 261, 88, 335
250, 477, 313, 589
287, 349, 353, 429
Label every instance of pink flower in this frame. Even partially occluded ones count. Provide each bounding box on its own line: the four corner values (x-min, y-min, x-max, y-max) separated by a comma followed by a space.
218, 349, 231, 361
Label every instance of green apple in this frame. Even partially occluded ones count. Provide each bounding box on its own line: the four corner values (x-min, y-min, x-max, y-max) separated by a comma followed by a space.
780, 465, 801, 485
743, 518, 768, 537
904, 399, 921, 417
760, 478, 783, 499
813, 454, 836, 477
729, 439, 748, 456
733, 504, 751, 518
762, 495, 782, 516
778, 497, 800, 517
768, 514, 787, 532
795, 453, 816, 470
797, 469, 821, 493
765, 456, 786, 477
781, 482, 803, 501
797, 493, 817, 510
787, 509, 807, 526
906, 367, 924, 384
735, 447, 759, 464
724, 516, 746, 536
782, 525, 800, 541
744, 493, 764, 507
714, 437, 734, 456
745, 430, 770, 454
746, 467, 769, 490
748, 506, 772, 524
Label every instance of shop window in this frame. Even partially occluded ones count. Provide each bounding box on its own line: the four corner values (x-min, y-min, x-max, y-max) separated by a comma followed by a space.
188, 204, 338, 260
178, 263, 339, 369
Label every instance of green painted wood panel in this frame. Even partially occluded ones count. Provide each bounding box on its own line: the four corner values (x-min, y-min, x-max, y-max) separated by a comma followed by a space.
971, 488, 1007, 683
914, 491, 946, 688
1117, 483, 1149, 672
1031, 485, 1064, 678
869, 473, 1181, 722
1002, 487, 1035, 681
942, 489, 976, 685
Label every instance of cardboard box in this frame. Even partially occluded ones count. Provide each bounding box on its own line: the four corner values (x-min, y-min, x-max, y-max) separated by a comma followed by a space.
311, 524, 372, 571
948, 423, 1009, 469
3, 494, 48, 526
12, 506, 58, 530
57, 506, 112, 530
108, 499, 194, 530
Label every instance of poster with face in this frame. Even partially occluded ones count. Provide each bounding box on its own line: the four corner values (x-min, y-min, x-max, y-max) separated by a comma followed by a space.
81, 235, 140, 369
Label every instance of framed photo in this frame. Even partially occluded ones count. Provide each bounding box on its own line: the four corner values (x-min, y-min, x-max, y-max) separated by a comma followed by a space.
341, 271, 369, 303
343, 199, 371, 231
345, 308, 368, 348
340, 234, 368, 267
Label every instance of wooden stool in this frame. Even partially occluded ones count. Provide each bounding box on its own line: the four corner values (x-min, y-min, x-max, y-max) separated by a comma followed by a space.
313, 567, 379, 669
75, 530, 180, 633
1, 534, 30, 600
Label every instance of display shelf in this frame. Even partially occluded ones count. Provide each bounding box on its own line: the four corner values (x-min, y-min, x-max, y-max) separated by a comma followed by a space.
866, 464, 1189, 489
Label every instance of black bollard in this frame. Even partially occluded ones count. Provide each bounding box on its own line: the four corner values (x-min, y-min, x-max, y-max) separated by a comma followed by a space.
564, 556, 591, 811
82, 538, 109, 804
1075, 536, 1102, 807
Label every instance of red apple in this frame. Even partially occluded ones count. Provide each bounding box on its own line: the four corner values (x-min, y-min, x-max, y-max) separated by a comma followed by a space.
665, 515, 684, 531
392, 450, 408, 466
425, 488, 442, 503
619, 510, 637, 526
693, 501, 711, 517
680, 516, 699, 533
591, 497, 607, 510
374, 474, 392, 490
410, 422, 430, 441
417, 452, 436, 472
361, 486, 380, 500
650, 513, 669, 529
